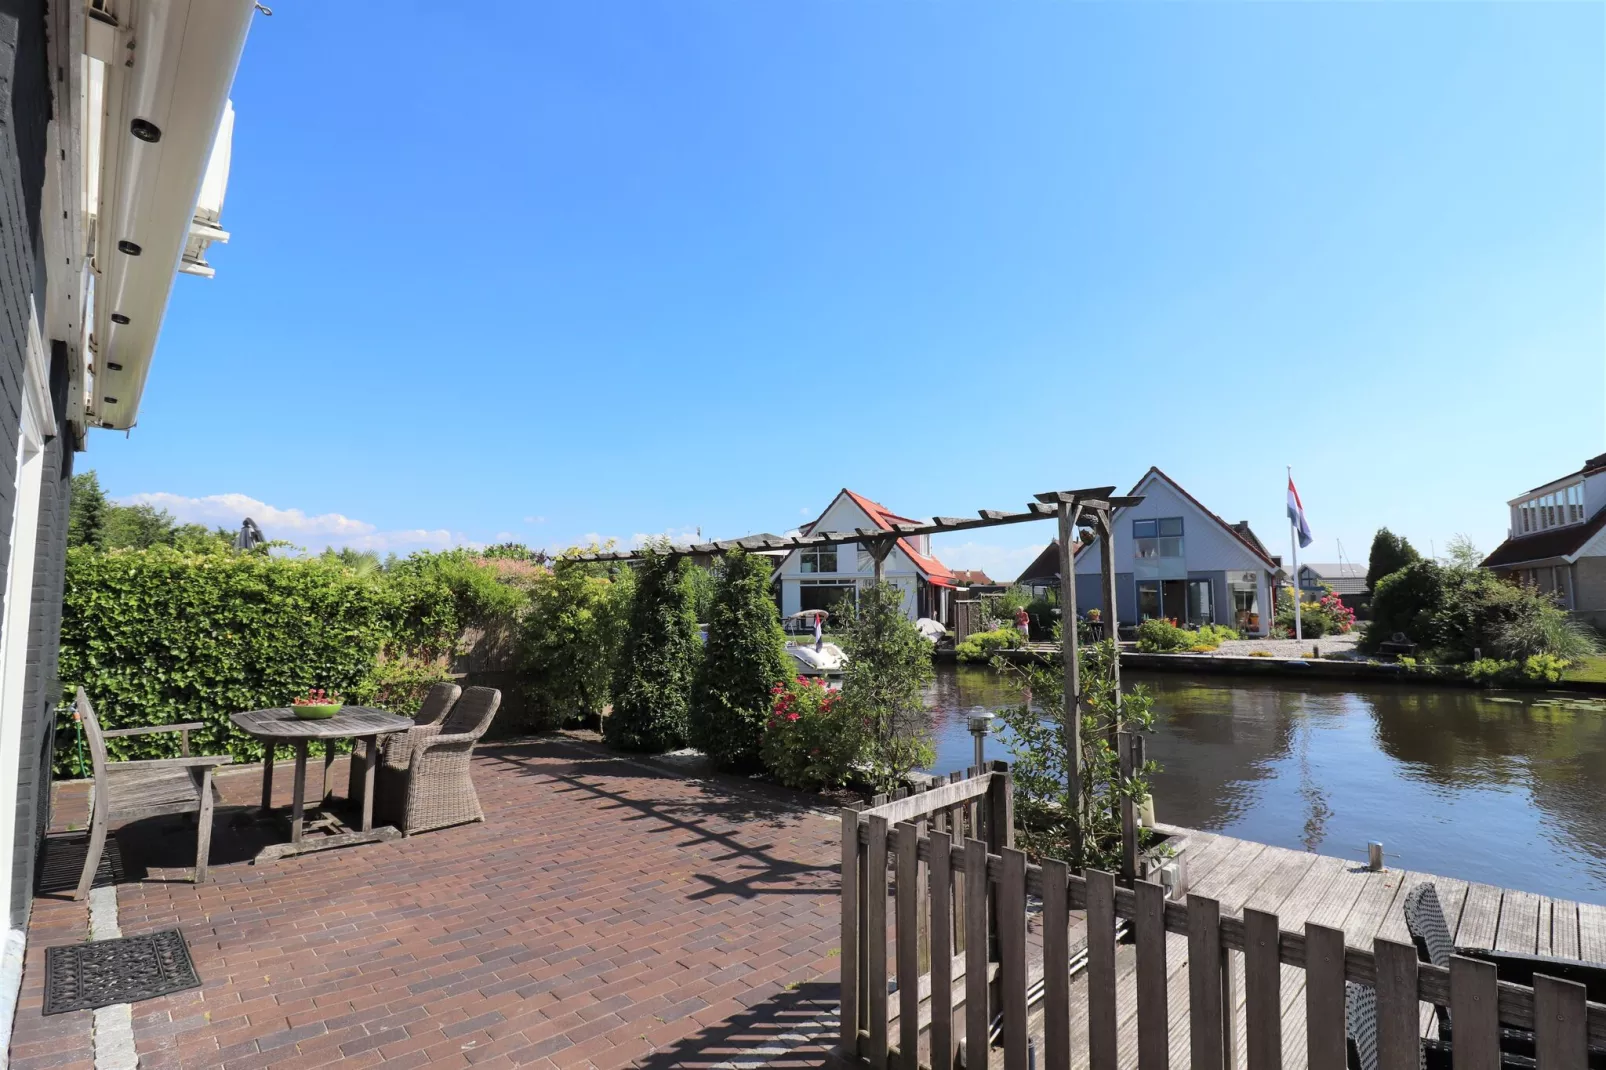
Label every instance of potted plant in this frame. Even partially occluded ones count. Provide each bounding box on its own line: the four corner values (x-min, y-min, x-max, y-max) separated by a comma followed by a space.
291, 688, 342, 720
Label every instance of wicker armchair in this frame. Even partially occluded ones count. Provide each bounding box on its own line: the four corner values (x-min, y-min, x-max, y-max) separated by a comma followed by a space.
347, 682, 460, 808
375, 686, 500, 835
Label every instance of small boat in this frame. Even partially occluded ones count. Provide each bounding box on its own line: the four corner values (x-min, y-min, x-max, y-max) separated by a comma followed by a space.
783, 610, 846, 677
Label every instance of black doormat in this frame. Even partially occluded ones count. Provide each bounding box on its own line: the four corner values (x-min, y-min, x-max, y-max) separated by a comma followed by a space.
43, 929, 201, 1015
34, 833, 126, 894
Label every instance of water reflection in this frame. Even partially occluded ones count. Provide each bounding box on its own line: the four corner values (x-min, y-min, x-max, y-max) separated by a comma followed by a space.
922, 665, 1606, 903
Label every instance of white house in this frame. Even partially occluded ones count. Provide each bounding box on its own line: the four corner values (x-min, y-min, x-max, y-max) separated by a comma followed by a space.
1482, 452, 1606, 625
0, 0, 256, 1040
1067, 468, 1283, 635
775, 489, 954, 623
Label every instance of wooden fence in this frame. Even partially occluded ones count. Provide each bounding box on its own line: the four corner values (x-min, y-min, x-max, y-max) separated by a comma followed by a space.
837, 765, 1606, 1070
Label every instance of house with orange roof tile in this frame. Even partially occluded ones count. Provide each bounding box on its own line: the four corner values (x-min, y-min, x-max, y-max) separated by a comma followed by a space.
774, 489, 955, 623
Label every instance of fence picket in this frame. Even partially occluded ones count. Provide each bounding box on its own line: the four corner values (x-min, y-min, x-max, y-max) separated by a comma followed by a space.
896, 822, 921, 1070
1088, 869, 1118, 1070
1374, 938, 1419, 1070
1042, 857, 1071, 1070
1303, 923, 1346, 1070
930, 829, 955, 1070
1189, 894, 1226, 1070
1001, 847, 1029, 1070
867, 815, 890, 1067
1243, 908, 1281, 1070
965, 837, 990, 1070
1135, 880, 1169, 1070
840, 809, 861, 1057
1449, 955, 1498, 1070
1534, 974, 1588, 1070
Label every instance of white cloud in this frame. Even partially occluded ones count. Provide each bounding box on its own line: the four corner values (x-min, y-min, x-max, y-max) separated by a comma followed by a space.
936, 541, 1042, 582
122, 491, 471, 555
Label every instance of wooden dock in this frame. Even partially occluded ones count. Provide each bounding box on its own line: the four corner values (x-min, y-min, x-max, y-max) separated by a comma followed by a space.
1023, 824, 1606, 1069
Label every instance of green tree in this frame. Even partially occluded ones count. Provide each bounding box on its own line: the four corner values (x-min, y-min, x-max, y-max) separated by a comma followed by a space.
68, 471, 107, 548
605, 549, 699, 752
689, 550, 792, 770
521, 560, 633, 730
101, 502, 177, 549
995, 639, 1157, 871
837, 581, 933, 792
1365, 528, 1421, 592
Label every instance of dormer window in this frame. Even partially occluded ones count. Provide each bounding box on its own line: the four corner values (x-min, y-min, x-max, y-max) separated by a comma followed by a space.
1514, 481, 1584, 535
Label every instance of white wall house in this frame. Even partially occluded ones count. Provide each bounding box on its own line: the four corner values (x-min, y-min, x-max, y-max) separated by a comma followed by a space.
774, 489, 954, 623
1482, 452, 1606, 625
1069, 468, 1283, 636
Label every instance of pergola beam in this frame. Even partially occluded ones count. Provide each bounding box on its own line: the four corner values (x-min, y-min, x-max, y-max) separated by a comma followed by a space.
559, 489, 1143, 563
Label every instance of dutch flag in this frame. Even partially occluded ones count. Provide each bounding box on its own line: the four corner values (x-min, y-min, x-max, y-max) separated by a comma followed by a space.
1287, 476, 1313, 549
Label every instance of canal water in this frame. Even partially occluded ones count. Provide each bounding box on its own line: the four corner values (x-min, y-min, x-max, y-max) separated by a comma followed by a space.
923, 664, 1606, 904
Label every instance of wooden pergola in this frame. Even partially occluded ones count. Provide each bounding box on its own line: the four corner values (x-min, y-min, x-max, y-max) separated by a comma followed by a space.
563, 484, 1145, 872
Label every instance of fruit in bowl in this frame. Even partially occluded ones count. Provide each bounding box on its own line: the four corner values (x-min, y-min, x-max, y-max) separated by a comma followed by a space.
291, 688, 342, 720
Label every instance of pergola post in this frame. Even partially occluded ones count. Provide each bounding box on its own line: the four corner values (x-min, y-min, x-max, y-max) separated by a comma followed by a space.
1098, 509, 1123, 739
865, 536, 897, 585
1056, 501, 1083, 860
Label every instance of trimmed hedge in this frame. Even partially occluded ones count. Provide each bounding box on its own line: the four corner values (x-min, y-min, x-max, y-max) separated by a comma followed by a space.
57, 547, 394, 774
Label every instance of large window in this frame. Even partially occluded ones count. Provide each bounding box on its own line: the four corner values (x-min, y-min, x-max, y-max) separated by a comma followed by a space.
1136, 581, 1161, 621
1186, 579, 1214, 627
800, 545, 838, 574
1134, 517, 1184, 559
799, 581, 855, 614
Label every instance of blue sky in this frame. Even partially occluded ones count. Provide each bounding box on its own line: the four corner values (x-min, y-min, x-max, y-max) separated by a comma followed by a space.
93, 2, 1603, 577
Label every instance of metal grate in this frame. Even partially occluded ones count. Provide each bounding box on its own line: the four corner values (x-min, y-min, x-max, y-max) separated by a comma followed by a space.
34, 833, 125, 894
44, 929, 200, 1015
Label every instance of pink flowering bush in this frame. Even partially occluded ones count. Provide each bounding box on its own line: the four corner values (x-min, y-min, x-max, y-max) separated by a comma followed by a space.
760, 676, 867, 791
1273, 585, 1357, 638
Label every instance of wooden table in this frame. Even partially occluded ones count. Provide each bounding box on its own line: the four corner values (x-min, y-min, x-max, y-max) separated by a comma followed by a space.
229, 706, 413, 862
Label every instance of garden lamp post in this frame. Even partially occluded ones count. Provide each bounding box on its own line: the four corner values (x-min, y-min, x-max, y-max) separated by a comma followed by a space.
968, 712, 993, 771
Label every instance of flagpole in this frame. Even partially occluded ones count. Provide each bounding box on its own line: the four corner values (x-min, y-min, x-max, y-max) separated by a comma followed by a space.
1288, 466, 1303, 642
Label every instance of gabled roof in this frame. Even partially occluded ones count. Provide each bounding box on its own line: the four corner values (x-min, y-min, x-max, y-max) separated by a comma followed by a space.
1129, 468, 1282, 571
799, 488, 955, 584
1016, 541, 1062, 585
1482, 505, 1606, 569
1299, 562, 1368, 595
1519, 452, 1606, 497
951, 569, 996, 586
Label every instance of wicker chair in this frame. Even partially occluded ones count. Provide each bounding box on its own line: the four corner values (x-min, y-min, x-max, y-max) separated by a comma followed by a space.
375, 686, 500, 835
72, 687, 232, 899
348, 682, 460, 806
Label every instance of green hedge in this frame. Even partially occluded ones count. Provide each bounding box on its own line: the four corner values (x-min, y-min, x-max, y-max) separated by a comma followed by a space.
56, 547, 394, 775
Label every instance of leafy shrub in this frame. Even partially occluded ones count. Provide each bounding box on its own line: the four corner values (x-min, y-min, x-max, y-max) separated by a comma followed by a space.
1463, 658, 1517, 684
1135, 619, 1196, 653
58, 547, 395, 772
1523, 654, 1570, 683
955, 627, 1022, 663
760, 677, 865, 791
837, 582, 934, 792
605, 550, 700, 752
981, 586, 1032, 631
995, 640, 1157, 871
1026, 597, 1058, 641
366, 655, 456, 717
689, 551, 792, 770
519, 559, 633, 730
1490, 602, 1601, 662
1196, 623, 1240, 645
1275, 585, 1355, 638
385, 549, 530, 661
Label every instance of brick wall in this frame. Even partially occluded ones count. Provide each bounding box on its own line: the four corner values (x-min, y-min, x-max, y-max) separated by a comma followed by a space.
0, 0, 53, 929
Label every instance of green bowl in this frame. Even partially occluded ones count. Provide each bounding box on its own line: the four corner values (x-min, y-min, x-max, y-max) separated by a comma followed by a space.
292, 703, 341, 720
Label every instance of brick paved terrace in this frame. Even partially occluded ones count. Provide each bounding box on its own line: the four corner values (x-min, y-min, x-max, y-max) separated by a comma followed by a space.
11, 739, 845, 1069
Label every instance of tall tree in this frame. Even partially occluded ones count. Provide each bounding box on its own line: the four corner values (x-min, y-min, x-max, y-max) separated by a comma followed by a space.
689, 550, 791, 770
837, 581, 934, 792
1365, 527, 1421, 592
605, 549, 699, 752
67, 471, 107, 548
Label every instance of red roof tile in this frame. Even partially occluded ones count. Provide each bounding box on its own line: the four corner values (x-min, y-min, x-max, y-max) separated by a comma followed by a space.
802, 489, 954, 583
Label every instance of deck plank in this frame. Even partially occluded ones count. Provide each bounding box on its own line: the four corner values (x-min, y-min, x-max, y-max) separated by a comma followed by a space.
1495, 889, 1541, 954
1578, 901, 1606, 963
1455, 882, 1504, 950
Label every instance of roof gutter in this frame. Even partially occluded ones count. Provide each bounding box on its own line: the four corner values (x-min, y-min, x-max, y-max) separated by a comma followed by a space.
87, 0, 255, 431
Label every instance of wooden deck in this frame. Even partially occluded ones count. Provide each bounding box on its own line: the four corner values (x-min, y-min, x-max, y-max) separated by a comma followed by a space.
1023, 826, 1606, 1069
